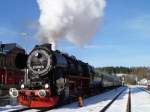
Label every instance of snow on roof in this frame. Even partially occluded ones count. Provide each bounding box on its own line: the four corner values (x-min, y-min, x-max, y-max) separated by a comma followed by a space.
116, 73, 127, 77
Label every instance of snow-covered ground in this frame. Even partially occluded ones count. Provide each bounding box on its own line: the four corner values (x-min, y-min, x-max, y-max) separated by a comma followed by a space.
47, 87, 126, 112
22, 109, 41, 112
4, 86, 150, 112
0, 87, 126, 112
0, 105, 26, 112
131, 86, 150, 112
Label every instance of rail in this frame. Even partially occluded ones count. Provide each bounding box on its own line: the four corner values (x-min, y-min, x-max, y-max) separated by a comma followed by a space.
138, 87, 150, 94
10, 106, 56, 112
126, 88, 131, 112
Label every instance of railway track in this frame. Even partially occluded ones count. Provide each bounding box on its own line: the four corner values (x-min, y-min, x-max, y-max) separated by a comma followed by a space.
11, 86, 150, 112
10, 106, 56, 112
10, 107, 35, 112
99, 87, 127, 112
138, 87, 150, 94
9, 87, 128, 112
99, 87, 131, 112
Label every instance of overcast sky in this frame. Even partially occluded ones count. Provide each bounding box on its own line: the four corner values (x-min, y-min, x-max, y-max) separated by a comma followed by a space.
0, 0, 150, 67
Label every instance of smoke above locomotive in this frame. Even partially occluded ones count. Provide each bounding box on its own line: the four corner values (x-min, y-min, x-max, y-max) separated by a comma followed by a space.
37, 0, 106, 47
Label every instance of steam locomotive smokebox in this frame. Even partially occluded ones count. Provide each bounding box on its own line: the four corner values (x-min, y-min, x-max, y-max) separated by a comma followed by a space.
27, 43, 53, 77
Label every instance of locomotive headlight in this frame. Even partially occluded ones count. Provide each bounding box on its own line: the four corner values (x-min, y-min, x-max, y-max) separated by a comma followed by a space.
35, 52, 39, 57
21, 84, 25, 89
9, 88, 19, 98
44, 83, 49, 89
38, 89, 46, 97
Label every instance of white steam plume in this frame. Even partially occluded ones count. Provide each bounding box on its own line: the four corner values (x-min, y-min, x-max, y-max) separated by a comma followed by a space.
37, 0, 106, 48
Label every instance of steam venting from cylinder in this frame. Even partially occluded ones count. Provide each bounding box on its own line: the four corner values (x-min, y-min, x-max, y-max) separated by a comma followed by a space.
37, 0, 106, 48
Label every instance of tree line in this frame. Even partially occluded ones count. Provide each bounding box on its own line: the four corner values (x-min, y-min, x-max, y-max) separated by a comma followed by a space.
96, 66, 150, 80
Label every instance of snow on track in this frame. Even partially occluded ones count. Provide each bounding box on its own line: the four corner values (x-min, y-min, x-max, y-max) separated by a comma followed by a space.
3, 86, 150, 112
106, 88, 129, 112
21, 109, 41, 112
0, 105, 41, 112
47, 86, 126, 112
131, 86, 150, 112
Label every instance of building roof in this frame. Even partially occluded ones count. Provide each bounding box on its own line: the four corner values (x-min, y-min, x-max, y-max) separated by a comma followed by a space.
0, 43, 24, 54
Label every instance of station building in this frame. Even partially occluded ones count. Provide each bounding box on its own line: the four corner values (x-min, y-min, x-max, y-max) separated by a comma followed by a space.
0, 42, 25, 85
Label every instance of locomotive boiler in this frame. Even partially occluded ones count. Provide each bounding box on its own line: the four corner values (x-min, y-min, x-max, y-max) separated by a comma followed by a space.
10, 43, 122, 108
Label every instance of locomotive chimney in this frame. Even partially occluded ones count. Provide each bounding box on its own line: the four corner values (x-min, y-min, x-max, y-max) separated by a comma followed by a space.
41, 43, 56, 51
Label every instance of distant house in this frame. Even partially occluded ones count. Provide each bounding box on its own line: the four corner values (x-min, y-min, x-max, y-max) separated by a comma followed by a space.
138, 78, 148, 85
0, 42, 25, 85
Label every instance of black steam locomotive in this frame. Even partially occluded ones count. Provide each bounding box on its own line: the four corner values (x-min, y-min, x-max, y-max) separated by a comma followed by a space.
11, 44, 122, 108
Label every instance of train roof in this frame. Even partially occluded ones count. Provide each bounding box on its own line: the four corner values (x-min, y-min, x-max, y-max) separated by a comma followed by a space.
96, 72, 120, 80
